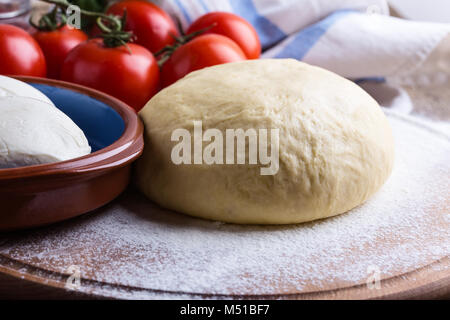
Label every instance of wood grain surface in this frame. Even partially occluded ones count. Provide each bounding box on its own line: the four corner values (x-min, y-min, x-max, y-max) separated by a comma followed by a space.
0, 251, 448, 299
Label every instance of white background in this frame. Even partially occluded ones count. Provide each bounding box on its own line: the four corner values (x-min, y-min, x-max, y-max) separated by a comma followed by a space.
389, 0, 450, 22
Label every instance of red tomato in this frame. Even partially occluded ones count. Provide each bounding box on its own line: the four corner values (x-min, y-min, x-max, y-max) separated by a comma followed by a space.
0, 24, 46, 77
107, 0, 178, 54
61, 39, 159, 111
33, 25, 88, 79
187, 12, 261, 59
161, 34, 246, 88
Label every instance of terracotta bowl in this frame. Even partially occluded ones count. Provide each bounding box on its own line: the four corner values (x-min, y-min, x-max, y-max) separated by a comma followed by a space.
0, 77, 144, 231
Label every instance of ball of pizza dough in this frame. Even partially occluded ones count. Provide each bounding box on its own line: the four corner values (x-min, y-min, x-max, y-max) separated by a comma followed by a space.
136, 59, 394, 224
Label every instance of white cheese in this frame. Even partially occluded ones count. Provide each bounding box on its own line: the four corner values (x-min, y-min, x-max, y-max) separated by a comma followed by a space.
0, 96, 91, 168
0, 75, 55, 106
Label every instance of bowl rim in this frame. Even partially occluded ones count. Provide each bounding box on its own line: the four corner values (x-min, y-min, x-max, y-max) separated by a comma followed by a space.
0, 76, 144, 181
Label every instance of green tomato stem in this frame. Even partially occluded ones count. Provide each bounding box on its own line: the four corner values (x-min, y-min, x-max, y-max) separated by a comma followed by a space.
38, 0, 133, 48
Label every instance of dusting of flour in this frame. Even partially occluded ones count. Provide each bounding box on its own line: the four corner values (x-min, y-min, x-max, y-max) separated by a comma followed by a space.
0, 111, 449, 298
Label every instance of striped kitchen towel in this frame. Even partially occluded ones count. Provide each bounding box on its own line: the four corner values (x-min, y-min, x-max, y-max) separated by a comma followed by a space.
153, 0, 450, 82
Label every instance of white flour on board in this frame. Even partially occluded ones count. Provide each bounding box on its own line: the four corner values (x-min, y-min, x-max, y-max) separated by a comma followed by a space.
0, 110, 449, 298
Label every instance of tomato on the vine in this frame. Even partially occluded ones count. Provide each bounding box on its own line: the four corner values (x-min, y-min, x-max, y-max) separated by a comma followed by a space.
61, 39, 159, 111
0, 24, 47, 77
33, 25, 88, 79
160, 34, 246, 88
187, 12, 261, 60
106, 0, 178, 54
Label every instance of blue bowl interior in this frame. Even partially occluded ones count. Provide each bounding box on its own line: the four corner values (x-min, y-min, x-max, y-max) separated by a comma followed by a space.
30, 83, 125, 152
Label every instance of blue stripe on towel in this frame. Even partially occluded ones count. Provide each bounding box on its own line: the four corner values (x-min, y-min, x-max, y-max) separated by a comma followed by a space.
229, 0, 286, 50
174, 0, 193, 24
198, 0, 209, 12
355, 77, 386, 84
275, 10, 354, 60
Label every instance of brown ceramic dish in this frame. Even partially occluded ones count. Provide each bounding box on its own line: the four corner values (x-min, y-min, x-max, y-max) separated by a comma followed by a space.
0, 77, 144, 231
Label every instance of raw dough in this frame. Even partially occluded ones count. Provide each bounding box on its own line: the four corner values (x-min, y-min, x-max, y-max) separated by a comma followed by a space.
136, 59, 394, 224
0, 96, 91, 168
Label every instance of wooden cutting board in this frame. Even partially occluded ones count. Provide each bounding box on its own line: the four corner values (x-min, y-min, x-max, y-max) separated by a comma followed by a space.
0, 252, 448, 299
0, 198, 448, 299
